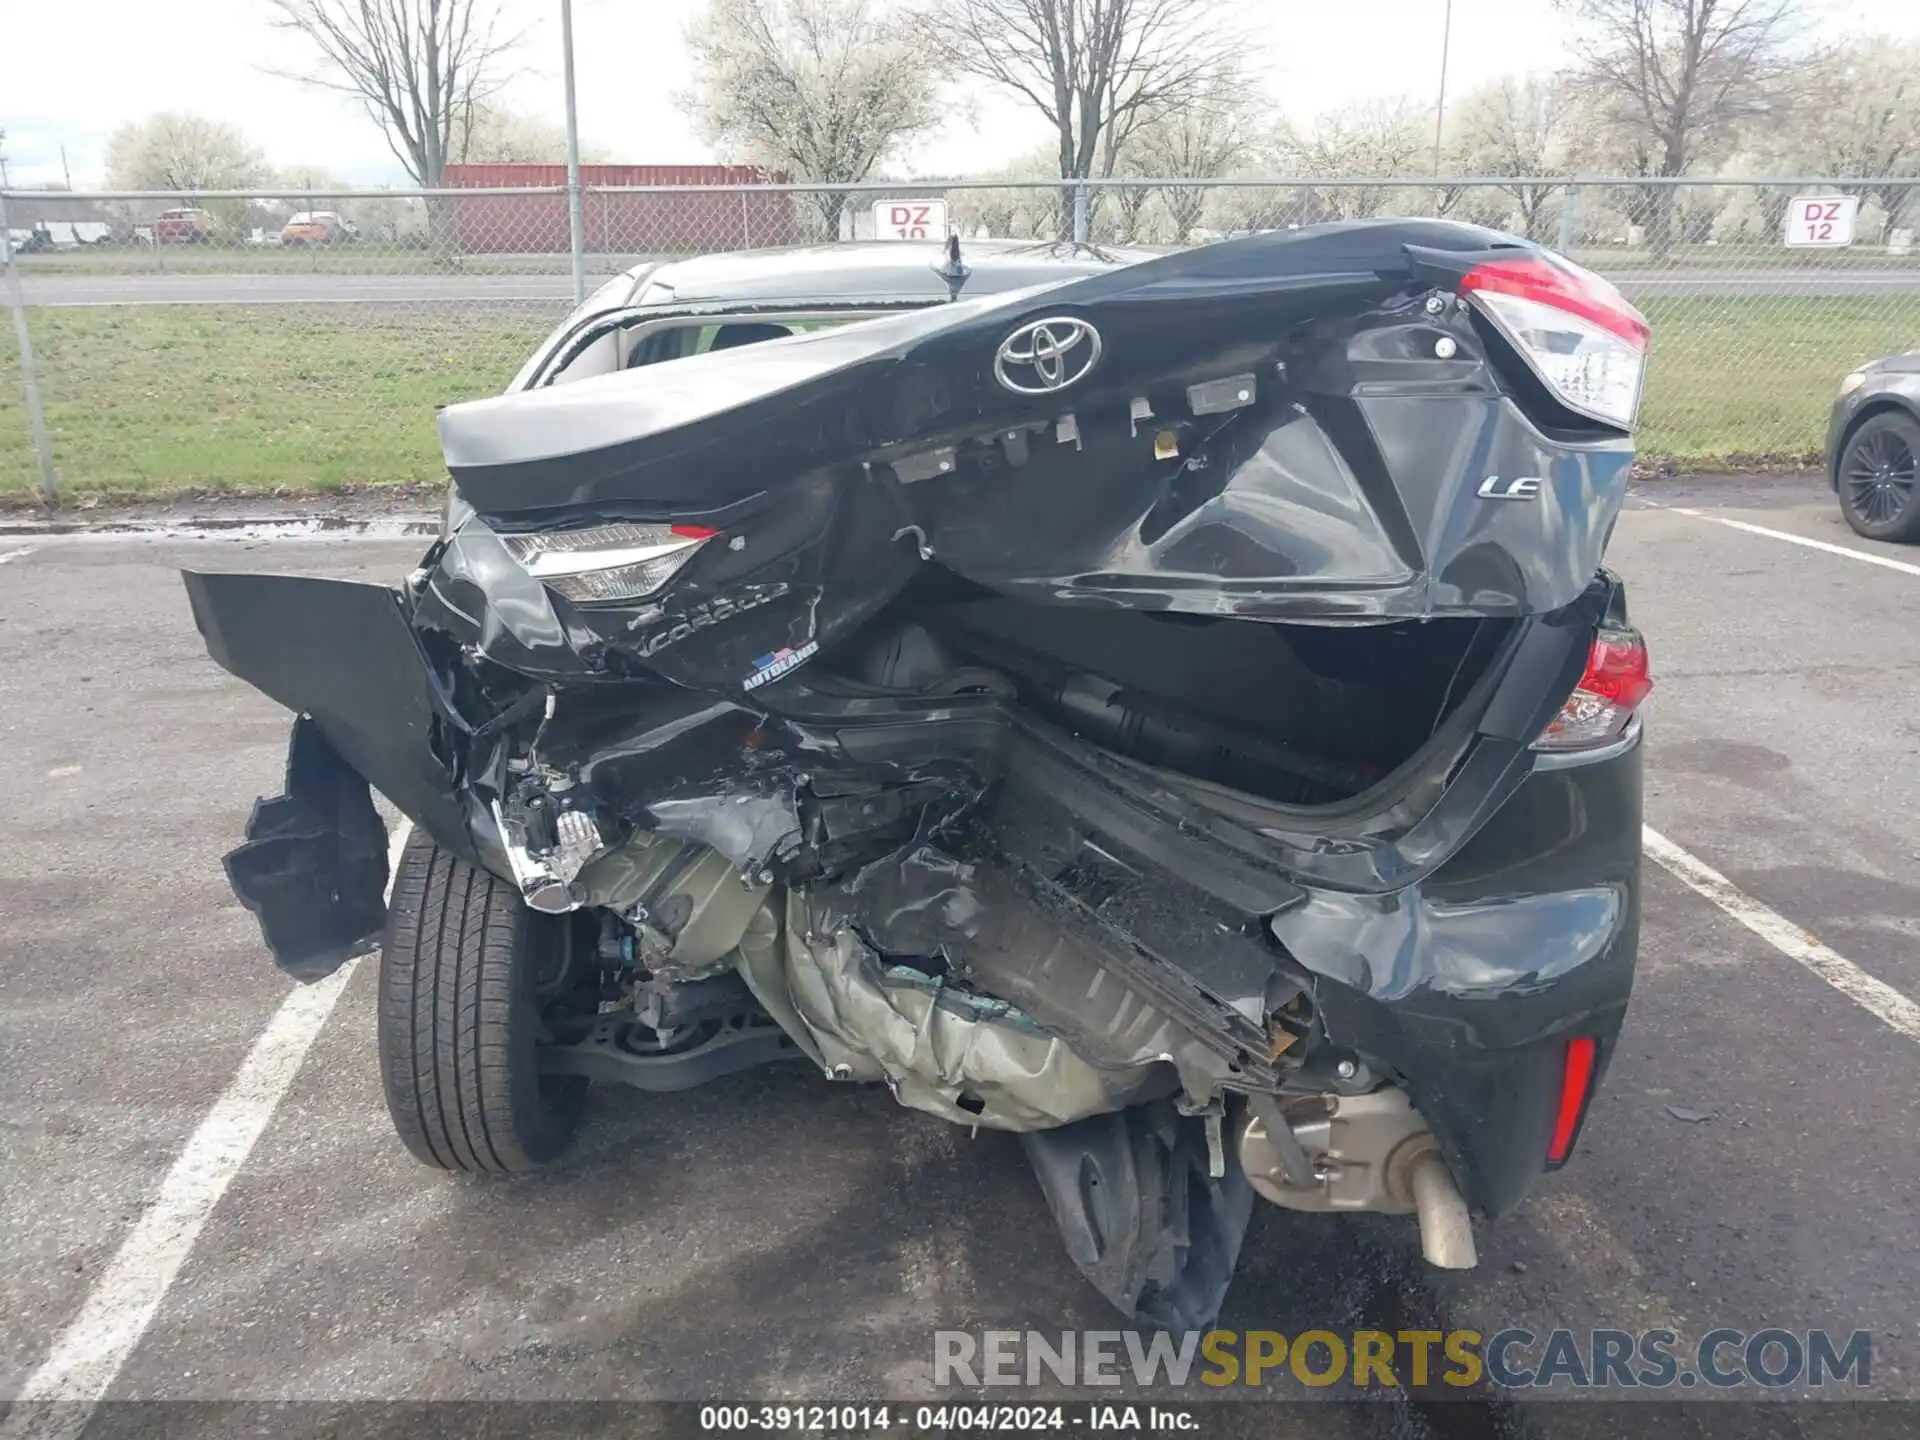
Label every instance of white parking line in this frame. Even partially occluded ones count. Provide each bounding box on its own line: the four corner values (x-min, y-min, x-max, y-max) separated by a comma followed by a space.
1658, 506, 1920, 578
0, 822, 411, 1440
1644, 826, 1920, 1045
0, 547, 39, 565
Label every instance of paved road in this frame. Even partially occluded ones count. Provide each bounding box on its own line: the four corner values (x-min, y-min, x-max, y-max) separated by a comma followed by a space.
1, 477, 1917, 1436
20, 267, 1920, 307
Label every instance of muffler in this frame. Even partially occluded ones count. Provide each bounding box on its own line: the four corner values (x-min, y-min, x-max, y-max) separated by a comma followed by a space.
1238, 1088, 1478, 1270
1407, 1149, 1477, 1269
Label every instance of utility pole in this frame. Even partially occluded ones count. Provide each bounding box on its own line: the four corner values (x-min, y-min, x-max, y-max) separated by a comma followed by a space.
561, 0, 587, 306
1432, 0, 1454, 175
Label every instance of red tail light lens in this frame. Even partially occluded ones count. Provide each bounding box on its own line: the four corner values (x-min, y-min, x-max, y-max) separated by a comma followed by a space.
1461, 253, 1651, 430
1547, 1035, 1599, 1164
1534, 625, 1652, 752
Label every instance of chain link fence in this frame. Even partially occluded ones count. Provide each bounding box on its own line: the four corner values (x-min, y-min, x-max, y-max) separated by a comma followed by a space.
6, 177, 1919, 502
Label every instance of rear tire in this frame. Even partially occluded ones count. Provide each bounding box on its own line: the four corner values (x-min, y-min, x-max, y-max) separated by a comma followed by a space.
1837, 410, 1920, 543
1020, 1098, 1254, 1330
377, 832, 587, 1173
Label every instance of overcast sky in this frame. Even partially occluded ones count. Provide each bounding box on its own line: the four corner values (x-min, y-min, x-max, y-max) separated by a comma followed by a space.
4, 0, 1917, 188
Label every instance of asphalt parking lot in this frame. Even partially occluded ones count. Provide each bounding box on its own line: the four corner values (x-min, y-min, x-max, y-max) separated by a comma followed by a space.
2, 474, 1918, 1437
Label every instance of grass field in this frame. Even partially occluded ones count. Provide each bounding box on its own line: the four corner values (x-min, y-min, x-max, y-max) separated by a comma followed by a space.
1, 306, 549, 497
1636, 294, 1920, 463
6, 295, 1920, 499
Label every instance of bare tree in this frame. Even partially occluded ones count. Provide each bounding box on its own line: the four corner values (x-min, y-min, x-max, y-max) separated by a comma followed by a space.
1286, 98, 1430, 179
1789, 38, 1920, 221
1283, 98, 1431, 220
105, 113, 271, 192
459, 103, 609, 165
268, 0, 519, 187
1101, 146, 1159, 241
278, 163, 348, 192
1710, 35, 1920, 241
1123, 74, 1267, 241
949, 145, 1070, 238
1561, 0, 1804, 175
104, 113, 272, 234
922, 0, 1262, 186
1448, 75, 1582, 239
683, 0, 947, 237
1558, 0, 1807, 252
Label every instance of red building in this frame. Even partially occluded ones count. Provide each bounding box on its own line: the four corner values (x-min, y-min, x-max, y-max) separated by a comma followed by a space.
443, 164, 801, 255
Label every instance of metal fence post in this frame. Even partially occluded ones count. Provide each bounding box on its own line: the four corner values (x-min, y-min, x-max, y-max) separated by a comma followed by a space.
1557, 181, 1580, 255
0, 194, 60, 505
1072, 183, 1090, 244
560, 0, 587, 306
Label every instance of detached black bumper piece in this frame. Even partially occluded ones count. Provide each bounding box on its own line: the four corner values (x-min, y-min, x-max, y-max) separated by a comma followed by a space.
184, 569, 480, 977
224, 716, 390, 979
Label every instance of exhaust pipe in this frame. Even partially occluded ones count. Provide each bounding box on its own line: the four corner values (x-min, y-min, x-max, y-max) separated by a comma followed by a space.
1408, 1150, 1477, 1270
1239, 1088, 1479, 1271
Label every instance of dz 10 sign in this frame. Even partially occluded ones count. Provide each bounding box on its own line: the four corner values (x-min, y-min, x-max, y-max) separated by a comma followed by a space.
874, 199, 949, 240
1784, 195, 1859, 248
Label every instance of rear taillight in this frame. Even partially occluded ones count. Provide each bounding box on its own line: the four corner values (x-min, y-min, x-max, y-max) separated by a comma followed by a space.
1547, 1035, 1599, 1165
499, 522, 718, 604
1534, 625, 1652, 752
1460, 254, 1651, 430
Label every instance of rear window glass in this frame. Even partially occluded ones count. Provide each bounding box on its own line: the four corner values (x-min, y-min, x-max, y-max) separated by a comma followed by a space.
688, 318, 845, 354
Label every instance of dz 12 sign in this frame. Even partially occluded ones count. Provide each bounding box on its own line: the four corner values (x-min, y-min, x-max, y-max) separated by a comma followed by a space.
1784, 194, 1859, 248
874, 199, 949, 240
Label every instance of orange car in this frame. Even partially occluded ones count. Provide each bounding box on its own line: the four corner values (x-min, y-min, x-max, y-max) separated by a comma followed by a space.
279, 211, 358, 246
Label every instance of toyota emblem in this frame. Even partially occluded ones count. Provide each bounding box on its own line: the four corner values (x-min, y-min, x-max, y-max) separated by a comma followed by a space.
993, 316, 1102, 395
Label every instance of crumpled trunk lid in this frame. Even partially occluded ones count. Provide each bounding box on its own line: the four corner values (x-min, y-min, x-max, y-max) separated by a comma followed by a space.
438, 220, 1634, 656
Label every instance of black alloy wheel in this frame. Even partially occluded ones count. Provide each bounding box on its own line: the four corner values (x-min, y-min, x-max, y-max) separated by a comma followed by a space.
1839, 411, 1920, 543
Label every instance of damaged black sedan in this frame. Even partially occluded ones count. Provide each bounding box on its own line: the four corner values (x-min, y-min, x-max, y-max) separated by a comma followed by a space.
185, 224, 1652, 1329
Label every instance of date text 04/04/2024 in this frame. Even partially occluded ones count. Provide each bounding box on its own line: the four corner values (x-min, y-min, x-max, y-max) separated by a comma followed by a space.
698, 1405, 1199, 1432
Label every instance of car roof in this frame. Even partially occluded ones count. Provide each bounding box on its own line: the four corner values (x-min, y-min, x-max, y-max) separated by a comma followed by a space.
516, 237, 1169, 393
622, 238, 1162, 307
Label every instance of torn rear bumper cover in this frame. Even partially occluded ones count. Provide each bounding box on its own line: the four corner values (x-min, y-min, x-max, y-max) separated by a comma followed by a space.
183, 219, 1645, 1327
184, 569, 480, 979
